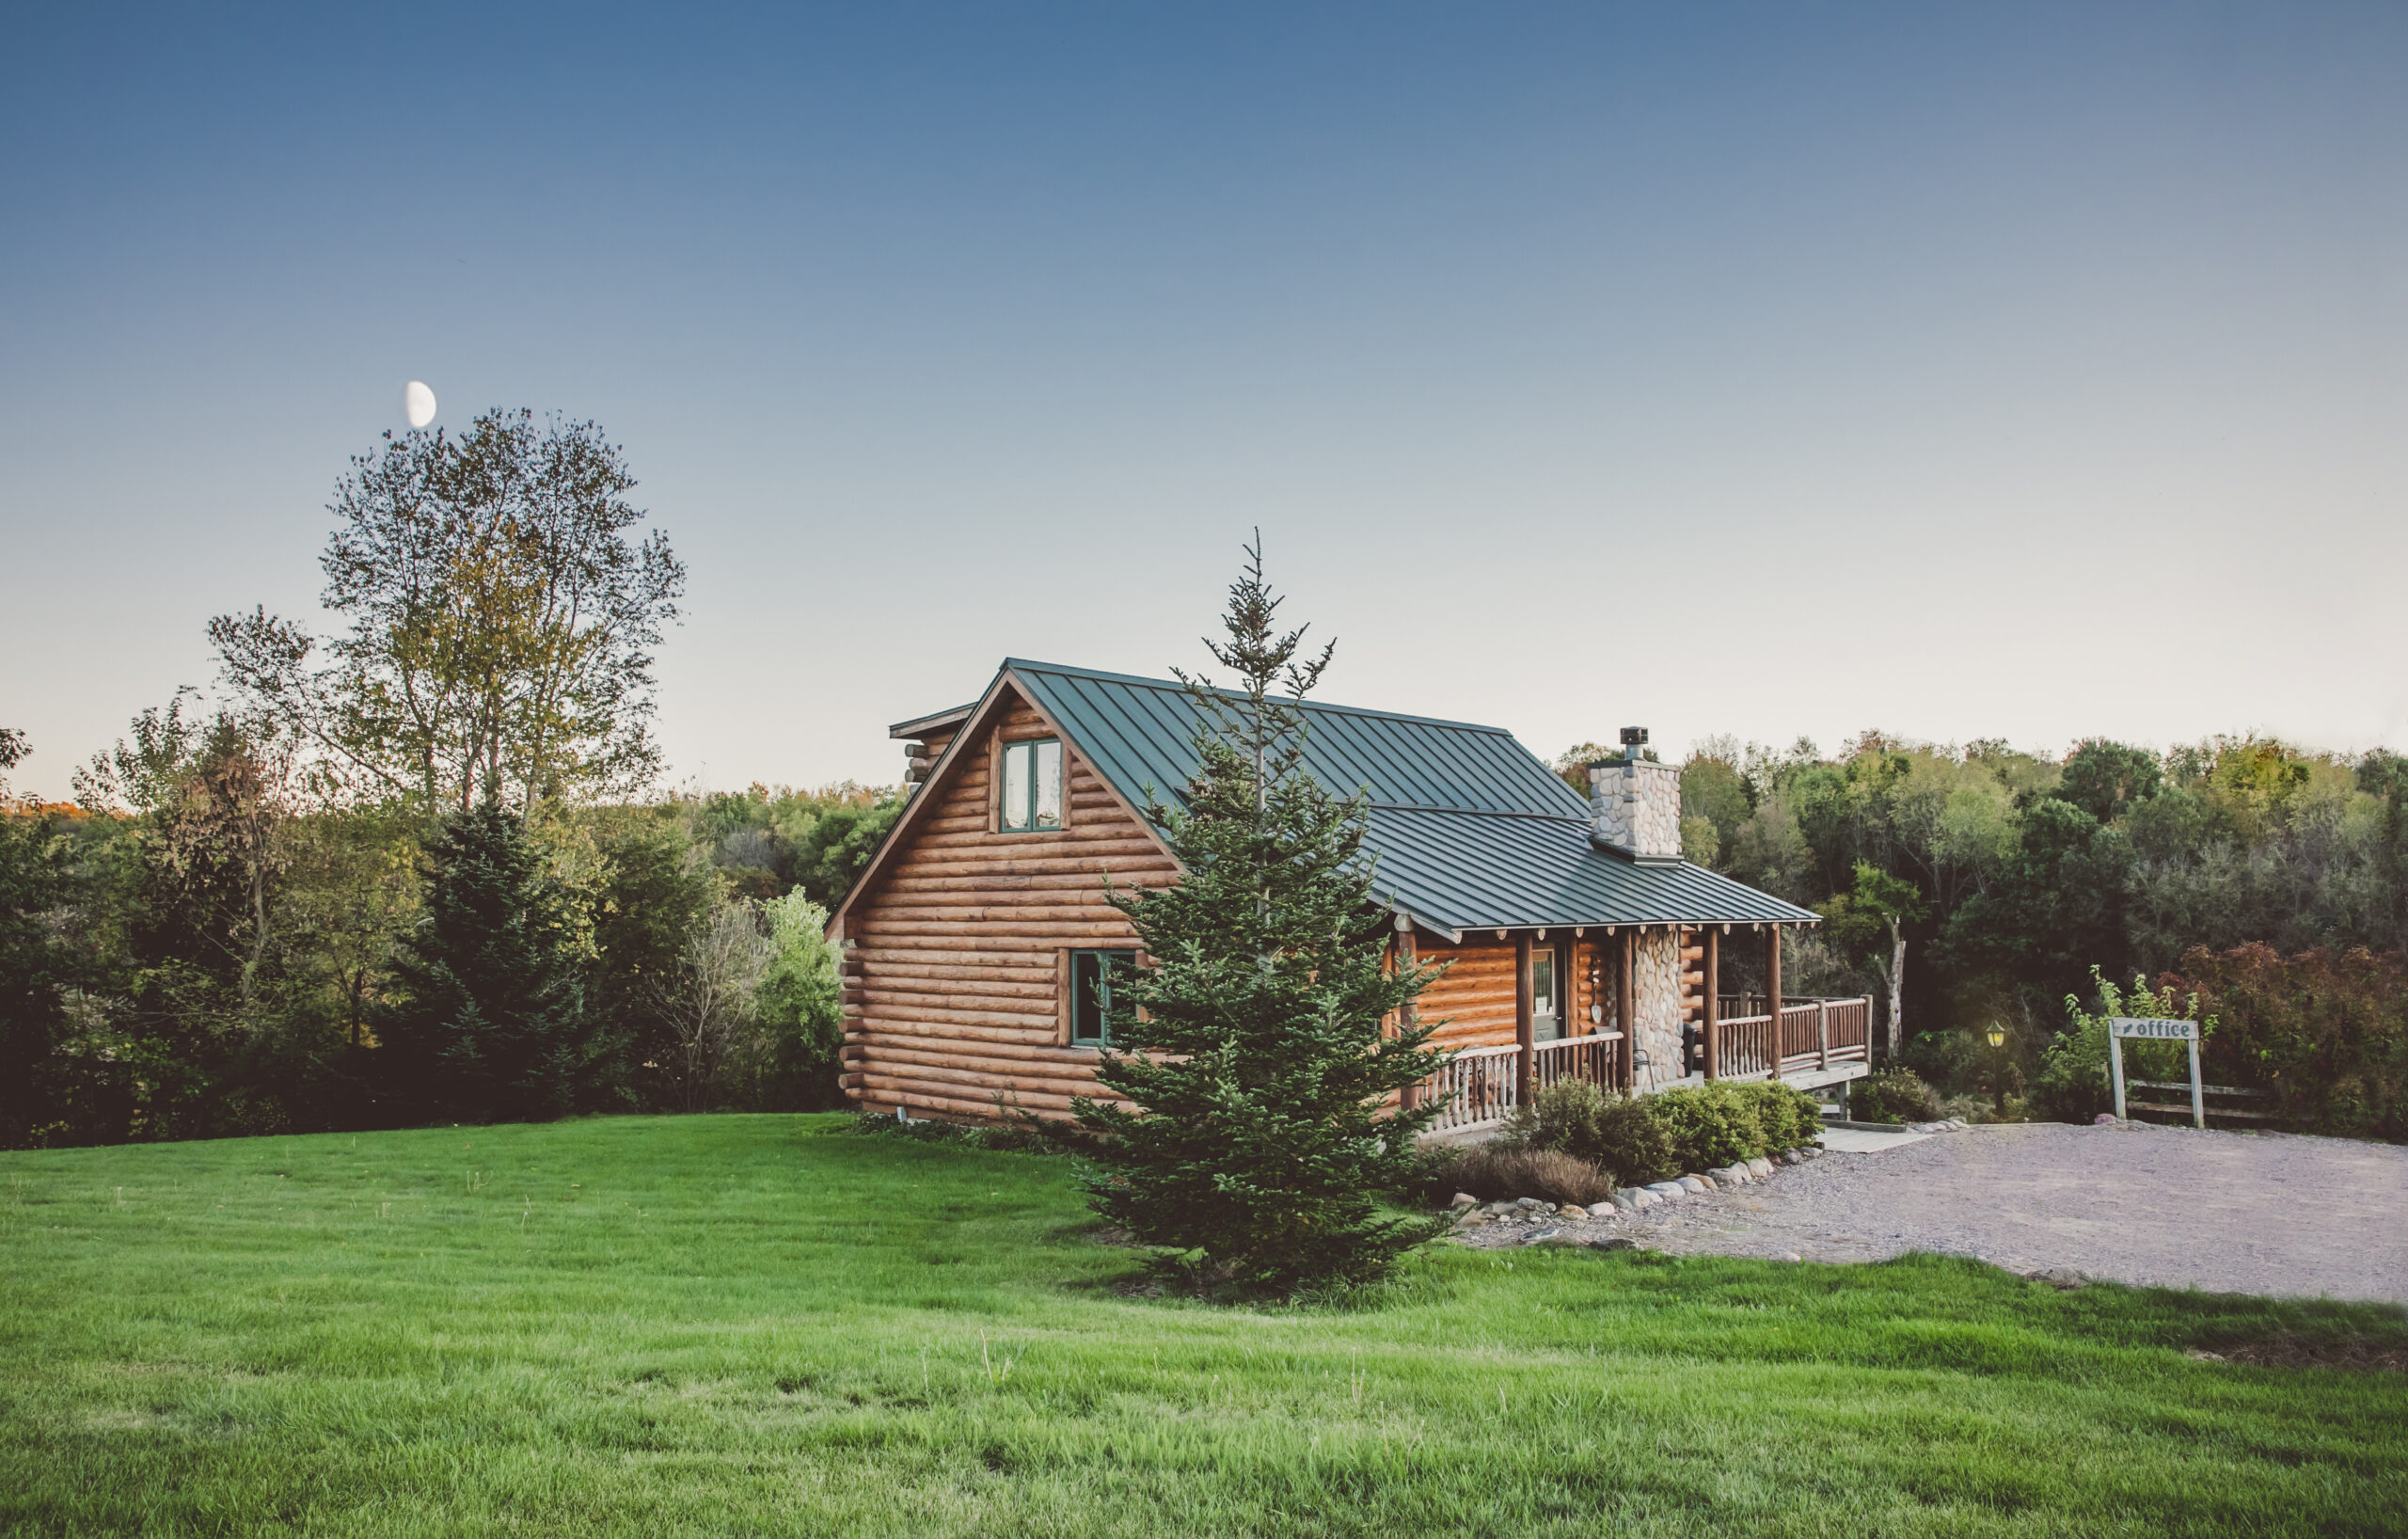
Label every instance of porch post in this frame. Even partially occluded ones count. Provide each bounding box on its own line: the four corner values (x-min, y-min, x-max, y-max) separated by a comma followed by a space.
1764, 925, 1783, 1082
1816, 998, 1830, 1071
1618, 928, 1638, 1093
1703, 928, 1720, 1081
1398, 926, 1422, 1110
1514, 932, 1534, 1112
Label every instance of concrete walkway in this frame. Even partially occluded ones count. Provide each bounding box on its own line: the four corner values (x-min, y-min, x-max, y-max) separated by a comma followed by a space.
1815, 1126, 1932, 1154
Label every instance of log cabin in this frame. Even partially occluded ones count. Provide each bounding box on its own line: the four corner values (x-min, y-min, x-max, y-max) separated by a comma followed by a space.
829, 659, 1871, 1138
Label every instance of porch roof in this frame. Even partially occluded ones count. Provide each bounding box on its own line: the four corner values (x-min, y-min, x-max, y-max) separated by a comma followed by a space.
1003, 659, 1820, 938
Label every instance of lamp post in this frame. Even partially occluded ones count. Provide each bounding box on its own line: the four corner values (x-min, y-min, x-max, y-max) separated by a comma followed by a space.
1985, 1023, 2008, 1114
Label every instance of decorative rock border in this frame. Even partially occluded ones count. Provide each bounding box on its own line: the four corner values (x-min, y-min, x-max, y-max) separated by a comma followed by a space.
1445, 1121, 1982, 1250
1450, 1143, 1853, 1247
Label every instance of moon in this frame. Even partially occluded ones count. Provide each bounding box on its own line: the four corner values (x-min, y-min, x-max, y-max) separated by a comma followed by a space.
404, 380, 437, 428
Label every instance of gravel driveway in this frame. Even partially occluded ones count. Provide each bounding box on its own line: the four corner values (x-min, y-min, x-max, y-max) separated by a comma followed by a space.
1525, 1121, 2408, 1306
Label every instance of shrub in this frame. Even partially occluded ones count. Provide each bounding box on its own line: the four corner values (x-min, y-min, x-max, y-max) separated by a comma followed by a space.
1430, 1145, 1613, 1208
2163, 944, 2407, 1141
1735, 1081, 1826, 1150
1503, 1079, 1607, 1155
1648, 1082, 1768, 1171
1502, 1081, 1679, 1187
1587, 1093, 1681, 1185
2030, 968, 2210, 1125
1851, 1069, 1941, 1124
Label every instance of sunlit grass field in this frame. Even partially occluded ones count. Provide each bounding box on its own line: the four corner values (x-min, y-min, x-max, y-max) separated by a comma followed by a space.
3, 1113, 2402, 1536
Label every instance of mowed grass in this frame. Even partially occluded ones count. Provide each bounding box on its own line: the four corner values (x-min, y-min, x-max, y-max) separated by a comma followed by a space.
2, 1116, 2403, 1536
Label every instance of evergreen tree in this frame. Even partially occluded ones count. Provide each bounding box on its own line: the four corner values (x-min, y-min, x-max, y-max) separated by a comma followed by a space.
1069, 543, 1451, 1296
383, 800, 621, 1123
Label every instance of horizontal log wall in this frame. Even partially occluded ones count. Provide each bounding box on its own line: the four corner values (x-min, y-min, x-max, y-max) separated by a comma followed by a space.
840, 693, 1179, 1122
1408, 938, 1521, 1052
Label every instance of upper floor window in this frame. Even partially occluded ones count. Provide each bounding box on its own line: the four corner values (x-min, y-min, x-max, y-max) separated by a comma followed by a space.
1000, 738, 1063, 833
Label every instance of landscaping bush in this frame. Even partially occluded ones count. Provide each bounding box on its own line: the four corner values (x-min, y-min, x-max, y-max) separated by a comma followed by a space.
1648, 1082, 1768, 1170
2030, 969, 2208, 1125
2164, 944, 2408, 1141
1851, 1068, 1942, 1124
1735, 1080, 1826, 1151
1430, 1145, 1614, 1207
1501, 1081, 1678, 1187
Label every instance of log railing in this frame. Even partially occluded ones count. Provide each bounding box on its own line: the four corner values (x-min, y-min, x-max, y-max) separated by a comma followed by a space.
1416, 998, 1871, 1132
1712, 996, 1872, 1080
1531, 1032, 1621, 1097
1419, 1043, 1521, 1134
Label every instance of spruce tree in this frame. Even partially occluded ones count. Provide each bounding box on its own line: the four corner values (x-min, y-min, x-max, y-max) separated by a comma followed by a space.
1071, 543, 1451, 1295
383, 800, 621, 1123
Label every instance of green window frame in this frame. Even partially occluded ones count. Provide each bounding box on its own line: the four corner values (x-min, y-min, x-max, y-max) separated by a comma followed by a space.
1000, 738, 1063, 833
1070, 949, 1136, 1047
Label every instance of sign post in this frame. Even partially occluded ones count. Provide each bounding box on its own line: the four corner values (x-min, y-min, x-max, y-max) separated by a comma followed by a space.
2109, 1017, 2202, 1127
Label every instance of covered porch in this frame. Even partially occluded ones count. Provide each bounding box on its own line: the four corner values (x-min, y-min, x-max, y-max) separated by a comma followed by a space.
1403, 917, 1874, 1139
1412, 996, 1872, 1137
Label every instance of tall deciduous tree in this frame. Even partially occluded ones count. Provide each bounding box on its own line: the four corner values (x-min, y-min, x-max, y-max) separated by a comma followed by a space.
1068, 542, 1450, 1296
212, 409, 684, 811
76, 692, 296, 1016
1817, 861, 1927, 1060
647, 898, 770, 1112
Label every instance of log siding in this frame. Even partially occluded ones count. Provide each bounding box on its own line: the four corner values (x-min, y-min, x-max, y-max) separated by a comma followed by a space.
839, 693, 1180, 1121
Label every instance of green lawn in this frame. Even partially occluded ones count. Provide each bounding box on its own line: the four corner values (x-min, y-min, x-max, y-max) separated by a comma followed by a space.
3, 1115, 2402, 1536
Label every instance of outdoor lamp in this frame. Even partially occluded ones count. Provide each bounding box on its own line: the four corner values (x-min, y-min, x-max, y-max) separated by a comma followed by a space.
1986, 1023, 2006, 1049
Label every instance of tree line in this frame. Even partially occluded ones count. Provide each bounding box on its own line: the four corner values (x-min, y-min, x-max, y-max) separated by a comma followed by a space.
3, 408, 2400, 1150
0, 411, 884, 1150
1558, 729, 2407, 1135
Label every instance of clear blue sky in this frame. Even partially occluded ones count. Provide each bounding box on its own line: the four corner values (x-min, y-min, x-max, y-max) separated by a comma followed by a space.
4, 3, 2402, 800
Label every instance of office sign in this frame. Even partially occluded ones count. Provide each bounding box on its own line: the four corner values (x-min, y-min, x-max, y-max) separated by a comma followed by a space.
2111, 1017, 2198, 1041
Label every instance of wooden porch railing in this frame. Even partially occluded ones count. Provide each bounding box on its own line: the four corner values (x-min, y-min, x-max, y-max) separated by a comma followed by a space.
1419, 1043, 1520, 1134
1532, 1032, 1621, 1096
1413, 998, 1870, 1132
1713, 996, 1871, 1080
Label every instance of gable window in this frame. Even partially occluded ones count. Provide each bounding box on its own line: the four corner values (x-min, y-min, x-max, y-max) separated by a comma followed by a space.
1070, 949, 1136, 1047
1000, 738, 1063, 833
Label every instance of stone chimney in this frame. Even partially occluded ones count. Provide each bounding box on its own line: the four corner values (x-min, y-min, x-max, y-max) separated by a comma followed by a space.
1590, 757, 1685, 865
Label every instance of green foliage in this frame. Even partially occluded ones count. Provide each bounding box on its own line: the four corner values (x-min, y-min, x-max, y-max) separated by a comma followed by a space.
1677, 745, 1751, 869
1647, 1082, 1772, 1169
1069, 545, 1450, 1296
577, 806, 716, 1107
685, 782, 905, 908
1502, 1080, 1678, 1187
381, 801, 624, 1123
757, 891, 848, 1111
1851, 1068, 1944, 1124
1735, 1080, 1827, 1150
2162, 944, 2406, 1139
2055, 739, 2164, 824
2031, 969, 2210, 1125
211, 410, 686, 811
1817, 861, 1925, 955
0, 736, 74, 1147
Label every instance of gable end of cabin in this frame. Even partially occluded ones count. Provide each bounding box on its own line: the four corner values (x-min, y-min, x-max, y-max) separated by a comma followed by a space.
835, 684, 1180, 1122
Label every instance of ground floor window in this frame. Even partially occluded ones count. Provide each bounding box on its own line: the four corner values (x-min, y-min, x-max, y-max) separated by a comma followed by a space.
1070, 949, 1137, 1047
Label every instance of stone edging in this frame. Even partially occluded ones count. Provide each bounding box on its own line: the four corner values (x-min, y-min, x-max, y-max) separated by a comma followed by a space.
1447, 1120, 1973, 1250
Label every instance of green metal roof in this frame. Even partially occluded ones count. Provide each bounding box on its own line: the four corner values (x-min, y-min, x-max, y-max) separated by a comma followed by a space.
1001, 659, 1820, 937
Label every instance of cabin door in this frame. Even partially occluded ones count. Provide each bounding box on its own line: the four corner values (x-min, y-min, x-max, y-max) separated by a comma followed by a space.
1531, 944, 1566, 1042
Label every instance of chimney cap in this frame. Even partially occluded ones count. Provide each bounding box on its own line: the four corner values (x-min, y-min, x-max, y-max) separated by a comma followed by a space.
1619, 726, 1649, 748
